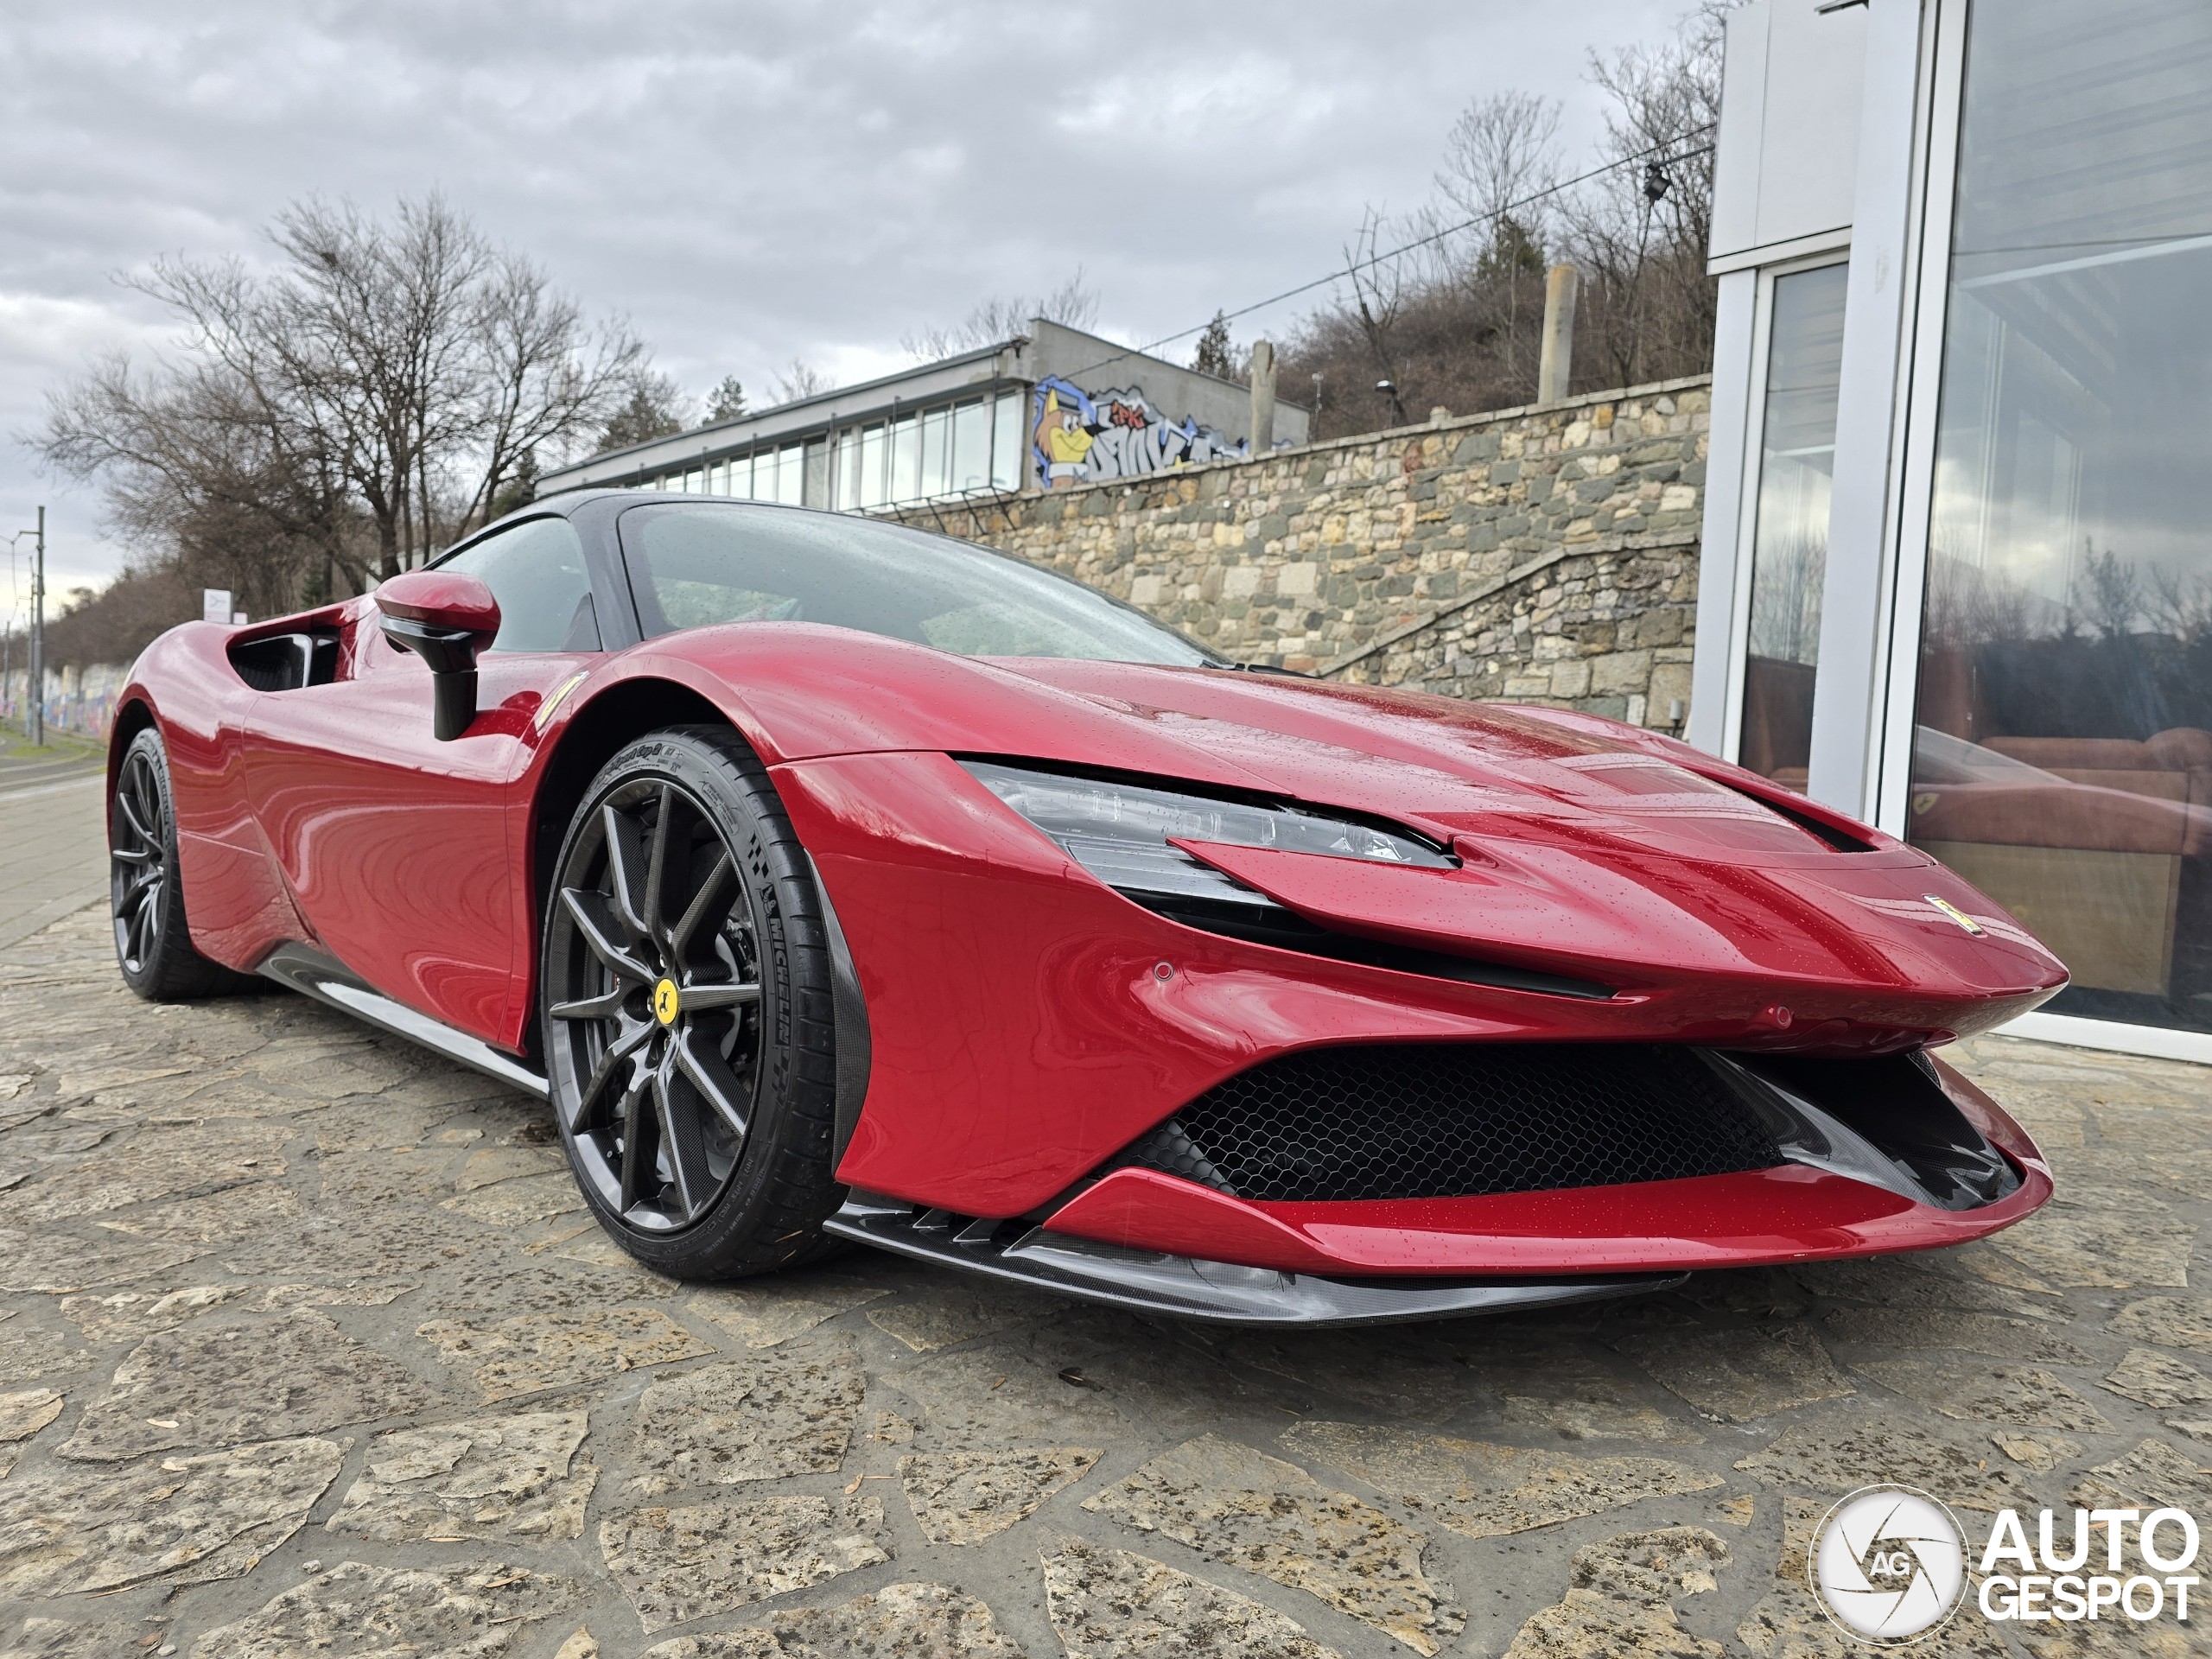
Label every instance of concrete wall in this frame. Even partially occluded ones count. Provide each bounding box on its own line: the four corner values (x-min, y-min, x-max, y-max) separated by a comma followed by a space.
1, 664, 125, 741
1027, 319, 1310, 457
895, 376, 1712, 731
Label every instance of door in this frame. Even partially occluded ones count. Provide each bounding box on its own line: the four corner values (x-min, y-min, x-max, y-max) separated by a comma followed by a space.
245, 514, 604, 1044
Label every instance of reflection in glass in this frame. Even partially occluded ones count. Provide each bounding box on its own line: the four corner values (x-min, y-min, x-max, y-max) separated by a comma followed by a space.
922, 408, 950, 499
992, 391, 1023, 490
952, 400, 988, 491
1908, 0, 2212, 1032
859, 423, 887, 510
801, 440, 828, 508
1738, 264, 1848, 789
833, 429, 860, 512
892, 415, 920, 503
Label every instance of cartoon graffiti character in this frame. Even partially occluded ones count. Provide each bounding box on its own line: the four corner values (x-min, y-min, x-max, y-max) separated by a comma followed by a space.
1034, 389, 1094, 490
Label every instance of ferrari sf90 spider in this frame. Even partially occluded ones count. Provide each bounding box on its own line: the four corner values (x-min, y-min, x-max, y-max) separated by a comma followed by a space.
107, 491, 2068, 1325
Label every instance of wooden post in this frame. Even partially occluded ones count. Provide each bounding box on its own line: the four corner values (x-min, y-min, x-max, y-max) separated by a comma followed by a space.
1537, 264, 1580, 404
1247, 340, 1277, 453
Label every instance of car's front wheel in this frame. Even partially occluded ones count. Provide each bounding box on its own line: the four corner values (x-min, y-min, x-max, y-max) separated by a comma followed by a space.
541, 725, 843, 1280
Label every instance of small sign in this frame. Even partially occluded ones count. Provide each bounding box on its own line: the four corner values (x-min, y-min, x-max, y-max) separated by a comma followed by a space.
202, 588, 234, 626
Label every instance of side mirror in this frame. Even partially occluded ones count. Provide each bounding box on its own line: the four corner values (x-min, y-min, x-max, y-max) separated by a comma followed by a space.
375, 570, 501, 741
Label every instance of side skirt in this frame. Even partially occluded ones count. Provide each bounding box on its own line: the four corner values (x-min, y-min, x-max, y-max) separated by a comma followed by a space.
825, 1191, 1681, 1328
257, 943, 549, 1101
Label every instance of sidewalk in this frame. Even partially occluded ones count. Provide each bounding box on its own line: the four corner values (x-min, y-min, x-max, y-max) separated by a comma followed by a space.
0, 734, 105, 950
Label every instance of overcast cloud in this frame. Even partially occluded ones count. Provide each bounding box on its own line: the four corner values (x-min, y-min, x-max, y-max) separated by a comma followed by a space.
0, 0, 1686, 613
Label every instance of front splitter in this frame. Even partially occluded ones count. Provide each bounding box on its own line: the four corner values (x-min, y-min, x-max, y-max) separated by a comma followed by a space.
825, 1192, 1681, 1328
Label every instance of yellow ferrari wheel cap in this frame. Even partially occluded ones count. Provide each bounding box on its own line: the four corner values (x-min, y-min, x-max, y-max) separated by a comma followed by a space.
652, 978, 681, 1025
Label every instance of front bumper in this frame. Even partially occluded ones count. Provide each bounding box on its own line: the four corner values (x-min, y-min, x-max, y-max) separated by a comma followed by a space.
777, 750, 2055, 1321
823, 1192, 1686, 1327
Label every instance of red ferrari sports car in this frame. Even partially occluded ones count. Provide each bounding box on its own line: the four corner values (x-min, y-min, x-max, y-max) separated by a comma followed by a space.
106, 490, 2067, 1325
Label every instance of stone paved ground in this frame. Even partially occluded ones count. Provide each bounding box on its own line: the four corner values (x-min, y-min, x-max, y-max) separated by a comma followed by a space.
0, 798, 2209, 1656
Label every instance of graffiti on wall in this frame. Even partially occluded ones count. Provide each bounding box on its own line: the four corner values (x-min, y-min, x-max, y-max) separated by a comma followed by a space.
1033, 377, 1246, 490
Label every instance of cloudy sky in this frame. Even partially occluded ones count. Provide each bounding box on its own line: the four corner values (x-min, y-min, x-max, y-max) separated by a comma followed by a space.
0, 0, 1687, 617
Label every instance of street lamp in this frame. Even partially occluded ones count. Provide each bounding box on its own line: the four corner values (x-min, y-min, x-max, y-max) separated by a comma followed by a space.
9, 509, 44, 747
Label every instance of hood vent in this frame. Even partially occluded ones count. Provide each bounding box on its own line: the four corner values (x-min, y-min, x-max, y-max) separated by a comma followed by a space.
1722, 783, 1877, 852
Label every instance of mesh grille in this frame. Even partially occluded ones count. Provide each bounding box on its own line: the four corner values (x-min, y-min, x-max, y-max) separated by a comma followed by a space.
1116, 1043, 1783, 1204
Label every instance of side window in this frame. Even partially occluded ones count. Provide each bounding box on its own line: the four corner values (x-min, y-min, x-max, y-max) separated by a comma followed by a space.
437, 517, 601, 652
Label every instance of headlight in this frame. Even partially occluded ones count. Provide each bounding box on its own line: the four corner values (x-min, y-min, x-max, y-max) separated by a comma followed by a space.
962, 760, 1454, 907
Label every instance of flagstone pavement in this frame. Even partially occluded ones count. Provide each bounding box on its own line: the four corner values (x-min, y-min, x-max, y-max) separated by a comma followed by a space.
0, 777, 2207, 1656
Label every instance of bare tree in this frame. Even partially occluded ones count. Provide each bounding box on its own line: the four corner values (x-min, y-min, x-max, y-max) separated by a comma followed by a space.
1434, 91, 1563, 254
1430, 91, 1562, 391
772, 360, 833, 404
40, 339, 358, 614
41, 561, 206, 672
38, 194, 643, 592
1339, 209, 1411, 418
465, 245, 644, 532
1277, 7, 1726, 438
1555, 13, 1724, 389
902, 269, 1102, 360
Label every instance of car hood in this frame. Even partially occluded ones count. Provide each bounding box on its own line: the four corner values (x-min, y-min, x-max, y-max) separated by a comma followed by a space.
635, 625, 1864, 862
613, 626, 2069, 1029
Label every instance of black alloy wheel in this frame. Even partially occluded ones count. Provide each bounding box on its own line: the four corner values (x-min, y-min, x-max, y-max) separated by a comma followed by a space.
543, 726, 842, 1278
111, 741, 168, 976
110, 727, 243, 1001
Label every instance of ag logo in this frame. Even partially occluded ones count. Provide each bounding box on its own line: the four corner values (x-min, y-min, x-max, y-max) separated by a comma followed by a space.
1811, 1484, 1967, 1644
652, 978, 681, 1027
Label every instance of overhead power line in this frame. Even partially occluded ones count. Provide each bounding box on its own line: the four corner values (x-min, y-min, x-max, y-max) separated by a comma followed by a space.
1051, 122, 1719, 390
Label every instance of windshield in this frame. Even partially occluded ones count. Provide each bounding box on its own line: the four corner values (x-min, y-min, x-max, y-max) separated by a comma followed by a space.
619, 501, 1217, 666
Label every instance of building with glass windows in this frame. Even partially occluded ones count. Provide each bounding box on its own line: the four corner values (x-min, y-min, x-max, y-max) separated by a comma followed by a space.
1694, 0, 2212, 1059
537, 319, 1306, 512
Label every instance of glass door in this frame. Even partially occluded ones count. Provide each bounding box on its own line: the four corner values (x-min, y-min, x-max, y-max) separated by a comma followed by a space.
1901, 0, 2212, 1035
1736, 263, 1850, 789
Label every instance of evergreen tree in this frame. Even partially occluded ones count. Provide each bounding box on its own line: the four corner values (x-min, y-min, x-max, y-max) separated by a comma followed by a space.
707, 375, 748, 423
1191, 311, 1236, 379
594, 373, 689, 453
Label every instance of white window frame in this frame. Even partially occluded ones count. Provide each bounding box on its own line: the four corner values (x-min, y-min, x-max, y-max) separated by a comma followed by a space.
1870, 0, 1971, 837
1712, 251, 1856, 768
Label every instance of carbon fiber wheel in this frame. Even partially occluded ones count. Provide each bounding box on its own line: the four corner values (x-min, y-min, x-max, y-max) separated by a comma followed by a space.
543, 726, 842, 1279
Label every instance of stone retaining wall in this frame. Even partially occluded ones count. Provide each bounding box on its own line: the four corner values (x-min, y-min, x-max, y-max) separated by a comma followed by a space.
892, 375, 1711, 729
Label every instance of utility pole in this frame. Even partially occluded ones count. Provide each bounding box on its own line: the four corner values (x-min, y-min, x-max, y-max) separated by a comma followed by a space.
1537, 265, 1580, 404
1247, 340, 1277, 454
10, 509, 41, 746
29, 507, 43, 748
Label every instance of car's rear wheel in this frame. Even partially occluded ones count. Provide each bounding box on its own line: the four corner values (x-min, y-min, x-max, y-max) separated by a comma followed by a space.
110, 727, 245, 1001
542, 726, 842, 1280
